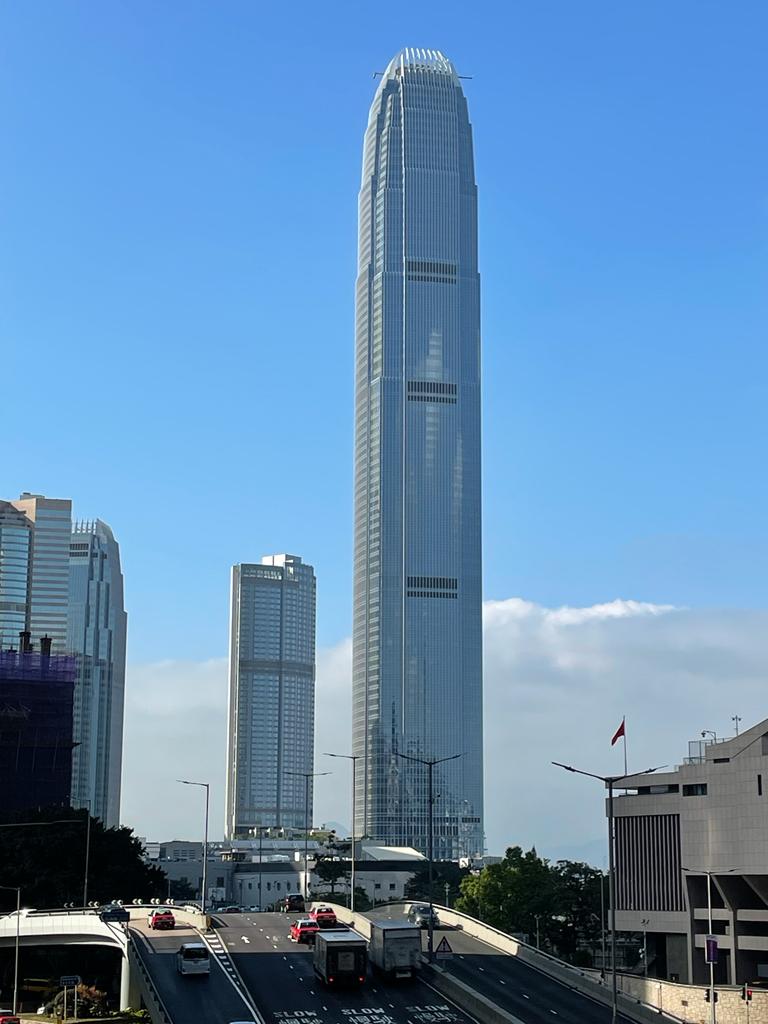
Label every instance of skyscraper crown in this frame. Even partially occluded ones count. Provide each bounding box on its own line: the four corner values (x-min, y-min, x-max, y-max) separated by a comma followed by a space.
382, 48, 458, 84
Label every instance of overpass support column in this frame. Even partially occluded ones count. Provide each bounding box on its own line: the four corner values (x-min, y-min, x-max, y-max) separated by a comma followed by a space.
120, 953, 141, 1011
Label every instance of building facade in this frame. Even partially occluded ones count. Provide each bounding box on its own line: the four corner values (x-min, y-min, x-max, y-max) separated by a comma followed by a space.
11, 494, 72, 652
611, 719, 768, 985
68, 519, 127, 827
0, 501, 32, 650
225, 555, 316, 839
0, 648, 77, 816
352, 48, 484, 858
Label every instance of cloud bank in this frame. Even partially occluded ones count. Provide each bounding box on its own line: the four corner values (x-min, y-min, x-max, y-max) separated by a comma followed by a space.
121, 599, 768, 861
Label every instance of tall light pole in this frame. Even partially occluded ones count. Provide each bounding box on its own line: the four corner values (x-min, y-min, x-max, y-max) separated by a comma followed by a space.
682, 866, 735, 1024
82, 800, 92, 909
397, 751, 462, 961
553, 760, 665, 1024
285, 770, 330, 900
250, 825, 268, 911
640, 918, 649, 977
177, 780, 210, 916
534, 913, 541, 949
323, 753, 359, 912
0, 885, 20, 1015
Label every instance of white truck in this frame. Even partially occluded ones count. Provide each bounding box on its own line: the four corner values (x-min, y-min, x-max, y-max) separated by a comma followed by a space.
368, 921, 422, 980
313, 930, 368, 987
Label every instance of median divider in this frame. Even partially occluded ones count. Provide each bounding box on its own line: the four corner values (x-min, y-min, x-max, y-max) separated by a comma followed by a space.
127, 934, 173, 1024
422, 962, 527, 1024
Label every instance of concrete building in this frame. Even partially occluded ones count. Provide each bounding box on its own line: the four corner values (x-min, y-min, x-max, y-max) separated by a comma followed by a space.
0, 501, 33, 650
611, 719, 768, 984
68, 519, 127, 827
225, 555, 316, 838
352, 48, 484, 860
11, 494, 72, 651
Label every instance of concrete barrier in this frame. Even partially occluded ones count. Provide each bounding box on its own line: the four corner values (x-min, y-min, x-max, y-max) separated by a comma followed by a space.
127, 935, 174, 1024
423, 963, 527, 1024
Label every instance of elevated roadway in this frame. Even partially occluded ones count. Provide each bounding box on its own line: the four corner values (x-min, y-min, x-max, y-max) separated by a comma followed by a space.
214, 911, 479, 1024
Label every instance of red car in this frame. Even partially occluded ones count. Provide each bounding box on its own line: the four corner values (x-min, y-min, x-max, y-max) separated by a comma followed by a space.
310, 906, 337, 929
290, 918, 320, 944
148, 908, 175, 930
0, 1013, 20, 1024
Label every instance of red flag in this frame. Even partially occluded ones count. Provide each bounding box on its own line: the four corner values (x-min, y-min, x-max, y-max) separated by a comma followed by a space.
611, 718, 626, 746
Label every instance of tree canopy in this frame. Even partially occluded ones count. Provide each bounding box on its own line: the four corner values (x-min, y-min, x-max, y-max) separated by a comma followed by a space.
0, 806, 166, 911
456, 846, 605, 965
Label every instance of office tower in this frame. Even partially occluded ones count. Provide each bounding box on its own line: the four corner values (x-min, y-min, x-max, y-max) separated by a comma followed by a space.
352, 49, 484, 858
225, 555, 316, 839
11, 493, 72, 651
68, 520, 127, 827
0, 501, 33, 650
0, 644, 77, 815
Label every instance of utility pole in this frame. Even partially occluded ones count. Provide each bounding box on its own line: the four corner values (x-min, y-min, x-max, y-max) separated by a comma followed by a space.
398, 751, 462, 961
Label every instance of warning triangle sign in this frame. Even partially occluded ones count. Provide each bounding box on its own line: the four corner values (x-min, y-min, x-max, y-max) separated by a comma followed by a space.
435, 937, 453, 956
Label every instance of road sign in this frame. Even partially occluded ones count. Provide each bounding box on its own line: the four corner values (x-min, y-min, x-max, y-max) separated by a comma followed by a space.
60, 975, 81, 987
435, 937, 453, 959
705, 935, 718, 964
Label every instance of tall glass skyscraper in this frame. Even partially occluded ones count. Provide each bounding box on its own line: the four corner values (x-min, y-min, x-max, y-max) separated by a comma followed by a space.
68, 519, 127, 827
225, 555, 316, 839
12, 493, 72, 651
353, 49, 484, 859
0, 501, 32, 650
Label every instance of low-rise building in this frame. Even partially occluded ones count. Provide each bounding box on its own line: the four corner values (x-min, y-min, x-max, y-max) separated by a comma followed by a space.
610, 718, 768, 985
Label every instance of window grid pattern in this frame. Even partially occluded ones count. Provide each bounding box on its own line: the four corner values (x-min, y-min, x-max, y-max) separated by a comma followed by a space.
352, 48, 484, 859
615, 813, 685, 912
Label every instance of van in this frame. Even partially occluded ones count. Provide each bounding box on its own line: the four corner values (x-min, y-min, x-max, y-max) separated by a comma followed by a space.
176, 942, 210, 976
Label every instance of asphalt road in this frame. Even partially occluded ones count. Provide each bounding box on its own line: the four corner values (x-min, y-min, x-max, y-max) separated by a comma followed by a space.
216, 911, 479, 1024
367, 908, 633, 1024
131, 919, 256, 1024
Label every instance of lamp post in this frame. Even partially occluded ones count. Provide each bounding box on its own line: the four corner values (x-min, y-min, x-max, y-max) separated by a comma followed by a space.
285, 770, 330, 900
682, 867, 735, 1024
0, 886, 20, 1015
177, 780, 210, 916
397, 751, 462, 961
249, 825, 268, 911
600, 871, 607, 979
640, 918, 649, 977
82, 800, 91, 909
323, 753, 359, 912
534, 913, 541, 949
552, 760, 665, 1024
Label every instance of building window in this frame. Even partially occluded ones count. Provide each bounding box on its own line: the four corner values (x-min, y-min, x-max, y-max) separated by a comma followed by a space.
759, 774, 763, 796
374, 883, 381, 890
683, 784, 708, 796
389, 883, 396, 891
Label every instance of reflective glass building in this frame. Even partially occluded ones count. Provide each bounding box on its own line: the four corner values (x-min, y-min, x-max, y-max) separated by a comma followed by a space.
68, 519, 127, 827
352, 49, 484, 858
12, 493, 72, 651
0, 501, 32, 650
225, 555, 316, 839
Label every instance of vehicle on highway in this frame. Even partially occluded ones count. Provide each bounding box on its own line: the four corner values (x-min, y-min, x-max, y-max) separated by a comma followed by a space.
281, 892, 305, 913
369, 920, 421, 979
310, 905, 337, 928
0, 1012, 20, 1024
313, 931, 367, 987
99, 902, 130, 924
147, 907, 175, 930
407, 903, 439, 929
290, 918, 320, 944
220, 905, 242, 913
176, 942, 211, 976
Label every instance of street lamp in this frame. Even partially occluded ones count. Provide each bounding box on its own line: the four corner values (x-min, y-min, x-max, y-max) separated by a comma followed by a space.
640, 918, 649, 977
397, 751, 462, 961
285, 770, 330, 900
82, 800, 91, 909
323, 753, 360, 912
552, 760, 665, 1024
0, 886, 20, 1015
534, 913, 541, 949
682, 866, 736, 1024
177, 780, 210, 916
249, 825, 269, 911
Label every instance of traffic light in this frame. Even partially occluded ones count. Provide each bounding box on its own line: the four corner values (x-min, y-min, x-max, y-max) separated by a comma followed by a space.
741, 985, 753, 1002
704, 991, 719, 1003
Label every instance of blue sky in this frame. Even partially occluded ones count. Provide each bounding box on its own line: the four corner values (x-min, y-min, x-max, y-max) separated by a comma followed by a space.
3, 0, 767, 669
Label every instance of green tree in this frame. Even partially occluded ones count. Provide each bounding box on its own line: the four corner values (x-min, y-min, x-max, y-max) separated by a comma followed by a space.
0, 807, 166, 911
314, 854, 349, 896
405, 861, 469, 906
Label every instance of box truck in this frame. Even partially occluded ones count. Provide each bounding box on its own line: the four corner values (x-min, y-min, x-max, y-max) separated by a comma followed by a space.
313, 931, 367, 987
369, 921, 422, 980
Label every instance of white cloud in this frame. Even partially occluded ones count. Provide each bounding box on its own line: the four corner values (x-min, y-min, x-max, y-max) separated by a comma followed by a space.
121, 600, 768, 864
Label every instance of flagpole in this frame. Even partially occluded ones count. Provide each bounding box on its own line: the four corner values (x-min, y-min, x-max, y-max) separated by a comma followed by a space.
623, 717, 628, 776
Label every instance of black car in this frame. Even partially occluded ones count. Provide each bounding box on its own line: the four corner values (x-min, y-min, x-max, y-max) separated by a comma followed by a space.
407, 904, 439, 929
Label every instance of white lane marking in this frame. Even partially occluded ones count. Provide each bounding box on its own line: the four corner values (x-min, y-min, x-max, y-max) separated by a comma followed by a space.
478, 966, 485, 972
241, 936, 251, 943
289, 965, 295, 970
523, 994, 530, 999
283, 955, 287, 960
549, 1011, 558, 1016
323, 1007, 328, 1011
499, 980, 506, 985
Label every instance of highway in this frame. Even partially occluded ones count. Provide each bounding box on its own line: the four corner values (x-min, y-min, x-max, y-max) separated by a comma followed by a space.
131, 919, 256, 1024
216, 911, 479, 1024
367, 908, 634, 1024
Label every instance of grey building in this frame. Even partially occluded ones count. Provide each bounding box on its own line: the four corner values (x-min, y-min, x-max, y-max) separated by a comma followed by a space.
0, 501, 32, 650
8, 494, 72, 652
68, 519, 127, 827
611, 719, 768, 984
225, 555, 316, 839
352, 48, 484, 858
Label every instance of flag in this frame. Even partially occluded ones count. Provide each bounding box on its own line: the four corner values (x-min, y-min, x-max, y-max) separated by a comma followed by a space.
611, 718, 626, 746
